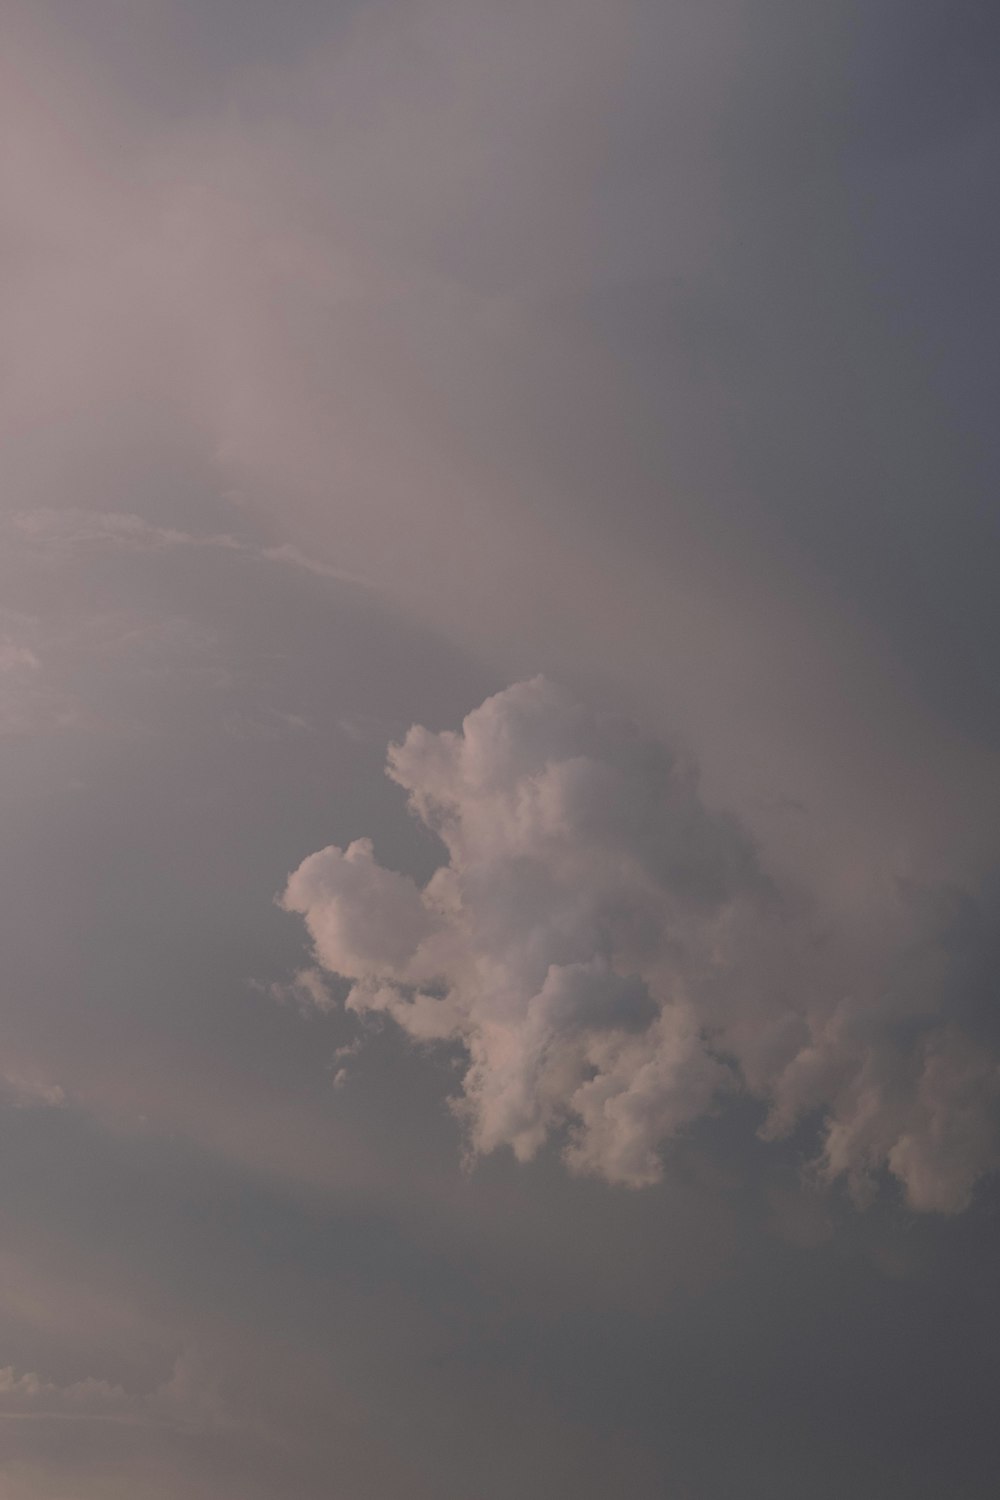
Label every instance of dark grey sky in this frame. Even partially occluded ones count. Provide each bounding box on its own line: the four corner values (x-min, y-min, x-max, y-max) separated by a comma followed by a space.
1, 3, 999, 1496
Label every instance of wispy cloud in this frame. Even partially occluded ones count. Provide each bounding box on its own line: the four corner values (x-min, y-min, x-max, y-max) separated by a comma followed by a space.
9, 509, 366, 588
0, 1351, 231, 1434
0, 1071, 66, 1110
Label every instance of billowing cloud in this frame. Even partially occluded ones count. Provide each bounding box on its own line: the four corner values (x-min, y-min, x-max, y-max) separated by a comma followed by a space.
283, 679, 1000, 1209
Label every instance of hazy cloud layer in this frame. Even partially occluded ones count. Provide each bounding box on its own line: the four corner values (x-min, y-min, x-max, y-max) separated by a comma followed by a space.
2, 0, 1000, 1495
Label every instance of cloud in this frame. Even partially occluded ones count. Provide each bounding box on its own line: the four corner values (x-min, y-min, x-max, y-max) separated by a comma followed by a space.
266, 966, 336, 1015
0, 1349, 228, 1433
281, 677, 753, 1183
0, 1070, 66, 1110
0, 637, 82, 740
9, 509, 364, 586
0, 642, 40, 674
282, 679, 1000, 1209
284, 836, 437, 978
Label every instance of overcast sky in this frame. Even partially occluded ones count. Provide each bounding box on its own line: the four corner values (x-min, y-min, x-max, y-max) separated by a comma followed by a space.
2, 2, 1000, 1496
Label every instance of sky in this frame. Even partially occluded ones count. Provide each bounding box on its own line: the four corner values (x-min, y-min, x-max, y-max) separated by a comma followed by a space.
1, 1, 1000, 1495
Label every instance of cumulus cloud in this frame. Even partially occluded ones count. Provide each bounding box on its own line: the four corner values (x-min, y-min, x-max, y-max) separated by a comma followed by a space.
282, 679, 1000, 1210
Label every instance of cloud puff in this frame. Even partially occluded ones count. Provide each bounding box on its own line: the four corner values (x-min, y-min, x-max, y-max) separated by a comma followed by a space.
282, 679, 1000, 1209
284, 837, 436, 978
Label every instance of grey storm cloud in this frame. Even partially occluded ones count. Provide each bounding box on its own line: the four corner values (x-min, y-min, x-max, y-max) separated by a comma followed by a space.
284, 679, 1000, 1210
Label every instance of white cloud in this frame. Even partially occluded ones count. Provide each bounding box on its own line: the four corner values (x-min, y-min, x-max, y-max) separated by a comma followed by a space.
282, 679, 1000, 1209
283, 677, 758, 1183
283, 836, 436, 978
